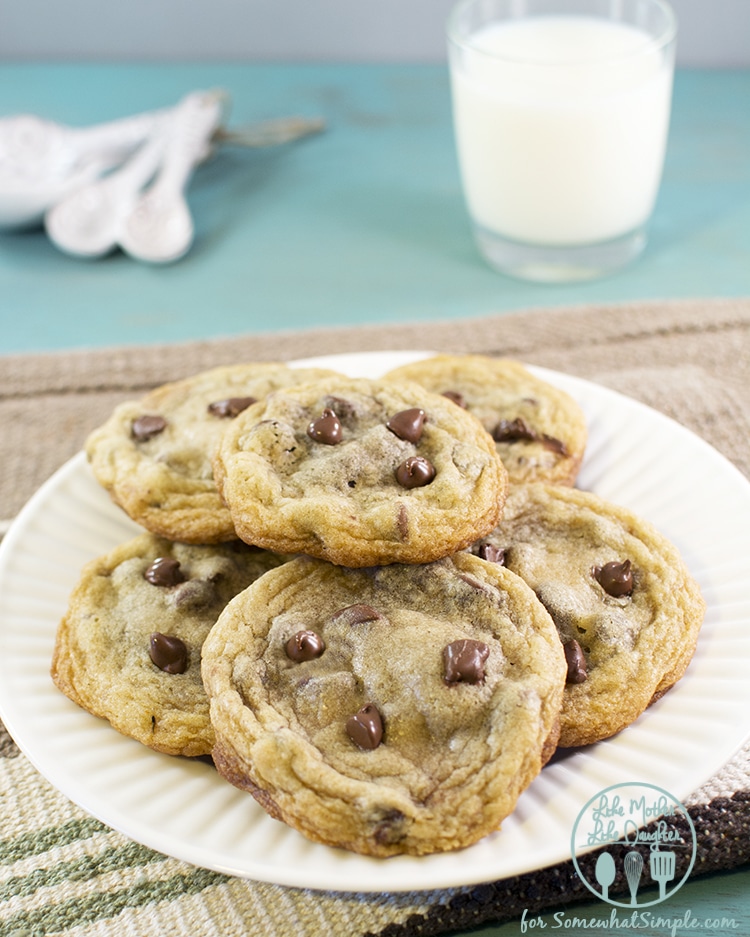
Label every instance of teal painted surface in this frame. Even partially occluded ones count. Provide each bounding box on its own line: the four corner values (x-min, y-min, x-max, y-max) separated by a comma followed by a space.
0, 61, 748, 931
0, 64, 748, 353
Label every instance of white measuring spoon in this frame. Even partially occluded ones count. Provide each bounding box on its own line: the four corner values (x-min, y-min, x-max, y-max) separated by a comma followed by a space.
118, 91, 225, 264
44, 118, 173, 258
0, 109, 168, 229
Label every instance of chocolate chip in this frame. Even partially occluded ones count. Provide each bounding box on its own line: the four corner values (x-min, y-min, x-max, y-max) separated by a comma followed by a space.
207, 396, 257, 418
492, 417, 568, 456
324, 396, 357, 420
346, 704, 383, 750
331, 604, 384, 626
144, 556, 185, 586
540, 434, 569, 456
476, 543, 506, 564
286, 630, 326, 662
386, 408, 426, 443
593, 560, 634, 597
131, 415, 167, 441
443, 639, 489, 686
149, 633, 188, 674
563, 639, 588, 683
307, 408, 343, 445
373, 809, 406, 845
493, 417, 536, 443
395, 456, 435, 488
442, 390, 466, 408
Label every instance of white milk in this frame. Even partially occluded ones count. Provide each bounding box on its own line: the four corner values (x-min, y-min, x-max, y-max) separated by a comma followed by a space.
450, 15, 674, 246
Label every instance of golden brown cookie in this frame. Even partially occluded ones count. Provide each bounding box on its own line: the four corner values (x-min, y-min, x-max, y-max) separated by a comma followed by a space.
471, 484, 705, 747
384, 355, 587, 486
213, 375, 508, 566
51, 533, 285, 757
201, 554, 565, 856
85, 362, 341, 544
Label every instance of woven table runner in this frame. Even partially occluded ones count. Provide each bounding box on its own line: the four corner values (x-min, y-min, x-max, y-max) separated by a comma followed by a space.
1, 297, 749, 937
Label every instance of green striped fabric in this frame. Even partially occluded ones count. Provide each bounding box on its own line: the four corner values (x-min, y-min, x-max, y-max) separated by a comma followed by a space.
0, 742, 442, 937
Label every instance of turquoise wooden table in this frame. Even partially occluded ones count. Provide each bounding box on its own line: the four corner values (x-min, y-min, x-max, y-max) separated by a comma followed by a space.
0, 63, 748, 936
0, 63, 748, 354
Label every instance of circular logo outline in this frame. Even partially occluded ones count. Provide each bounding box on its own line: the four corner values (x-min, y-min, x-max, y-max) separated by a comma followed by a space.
570, 781, 697, 908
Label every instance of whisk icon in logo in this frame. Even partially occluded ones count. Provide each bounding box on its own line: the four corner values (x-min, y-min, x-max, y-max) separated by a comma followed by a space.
571, 782, 697, 908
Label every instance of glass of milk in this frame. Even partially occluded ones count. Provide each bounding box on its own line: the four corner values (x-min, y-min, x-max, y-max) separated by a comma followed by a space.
447, 0, 677, 281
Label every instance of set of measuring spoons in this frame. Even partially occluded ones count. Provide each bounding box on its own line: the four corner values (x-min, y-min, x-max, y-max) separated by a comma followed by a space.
0, 90, 324, 263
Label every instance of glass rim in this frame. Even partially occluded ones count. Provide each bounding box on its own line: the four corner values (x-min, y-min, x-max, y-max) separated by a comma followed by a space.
446, 0, 678, 67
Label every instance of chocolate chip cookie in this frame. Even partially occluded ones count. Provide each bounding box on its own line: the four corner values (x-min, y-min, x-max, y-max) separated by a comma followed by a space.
471, 484, 705, 747
213, 376, 508, 567
384, 355, 587, 486
85, 363, 341, 544
51, 534, 285, 757
201, 553, 566, 856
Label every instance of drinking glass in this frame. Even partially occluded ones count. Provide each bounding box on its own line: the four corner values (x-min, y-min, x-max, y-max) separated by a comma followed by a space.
447, 0, 677, 281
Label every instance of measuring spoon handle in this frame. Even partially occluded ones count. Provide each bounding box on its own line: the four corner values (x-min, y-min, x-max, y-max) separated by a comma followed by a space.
147, 91, 225, 197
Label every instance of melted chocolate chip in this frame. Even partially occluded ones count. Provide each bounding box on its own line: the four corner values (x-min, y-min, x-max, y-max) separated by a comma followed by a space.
539, 434, 569, 456
346, 704, 383, 750
442, 390, 466, 408
144, 556, 185, 587
395, 456, 435, 488
131, 415, 167, 441
149, 633, 188, 674
476, 543, 506, 564
563, 639, 588, 683
286, 630, 326, 662
307, 408, 343, 445
443, 639, 490, 686
324, 396, 357, 420
207, 396, 257, 418
386, 408, 426, 444
331, 604, 384, 626
168, 579, 216, 609
373, 809, 406, 845
492, 417, 568, 456
397, 503, 409, 541
493, 417, 536, 443
593, 560, 634, 597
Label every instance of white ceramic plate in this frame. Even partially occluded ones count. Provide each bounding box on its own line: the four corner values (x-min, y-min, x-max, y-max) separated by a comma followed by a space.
1, 351, 749, 893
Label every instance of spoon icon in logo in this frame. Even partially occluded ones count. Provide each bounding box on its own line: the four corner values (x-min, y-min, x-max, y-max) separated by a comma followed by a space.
594, 851, 616, 900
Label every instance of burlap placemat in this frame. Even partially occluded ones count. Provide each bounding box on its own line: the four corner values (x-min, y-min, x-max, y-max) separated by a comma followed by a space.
2, 297, 749, 936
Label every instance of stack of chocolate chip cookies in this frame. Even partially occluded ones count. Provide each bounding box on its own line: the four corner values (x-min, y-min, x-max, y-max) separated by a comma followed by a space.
51, 355, 705, 858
